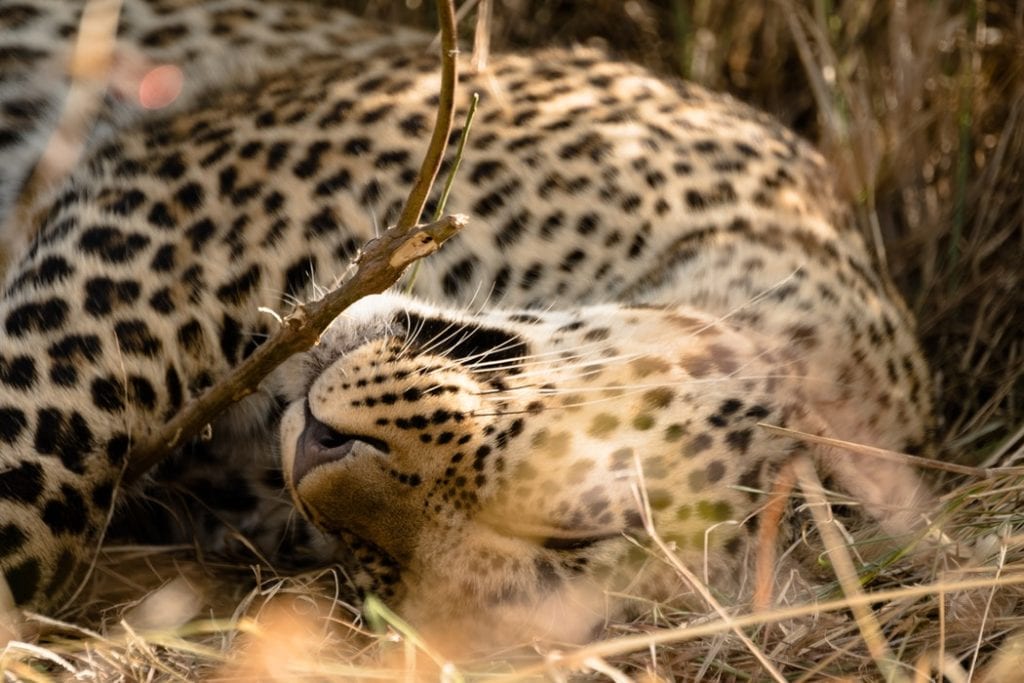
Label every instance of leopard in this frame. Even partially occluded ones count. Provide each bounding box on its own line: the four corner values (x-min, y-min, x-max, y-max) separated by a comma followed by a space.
0, 0, 935, 651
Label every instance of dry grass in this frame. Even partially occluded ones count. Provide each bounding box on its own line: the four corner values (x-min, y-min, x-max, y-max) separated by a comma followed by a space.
6, 486, 1023, 680
4, 1, 1024, 680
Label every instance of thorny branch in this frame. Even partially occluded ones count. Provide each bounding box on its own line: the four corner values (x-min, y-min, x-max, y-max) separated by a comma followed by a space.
125, 0, 462, 483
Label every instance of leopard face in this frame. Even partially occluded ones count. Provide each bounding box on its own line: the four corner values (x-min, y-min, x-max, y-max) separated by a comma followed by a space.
274, 294, 846, 645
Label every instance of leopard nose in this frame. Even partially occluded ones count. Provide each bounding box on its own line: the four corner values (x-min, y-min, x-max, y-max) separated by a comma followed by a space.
292, 402, 390, 484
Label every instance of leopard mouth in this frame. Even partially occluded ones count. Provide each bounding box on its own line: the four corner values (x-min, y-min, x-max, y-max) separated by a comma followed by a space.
288, 401, 422, 564
291, 402, 391, 484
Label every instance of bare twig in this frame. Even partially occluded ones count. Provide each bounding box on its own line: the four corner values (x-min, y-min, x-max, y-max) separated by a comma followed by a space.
753, 460, 797, 611
405, 92, 478, 293
125, 0, 462, 483
395, 0, 458, 231
126, 214, 466, 484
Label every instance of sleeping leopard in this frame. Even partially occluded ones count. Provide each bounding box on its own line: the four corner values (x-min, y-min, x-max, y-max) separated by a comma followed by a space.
0, 0, 935, 648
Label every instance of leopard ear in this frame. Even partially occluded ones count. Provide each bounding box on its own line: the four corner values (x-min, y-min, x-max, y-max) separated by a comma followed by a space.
398, 311, 528, 367
790, 408, 936, 549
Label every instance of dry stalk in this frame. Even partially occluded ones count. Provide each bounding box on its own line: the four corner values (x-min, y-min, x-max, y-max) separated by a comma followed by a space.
753, 460, 797, 611
631, 453, 787, 682
1, 0, 123, 270
472, 0, 492, 71
124, 0, 461, 483
758, 423, 1024, 478
791, 454, 903, 682
395, 0, 458, 231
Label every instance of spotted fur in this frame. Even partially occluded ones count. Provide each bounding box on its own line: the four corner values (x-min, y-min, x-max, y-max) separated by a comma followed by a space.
0, 0, 933, 647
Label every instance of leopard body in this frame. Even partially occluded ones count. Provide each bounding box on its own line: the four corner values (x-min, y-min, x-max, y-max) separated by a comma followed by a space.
0, 0, 933, 646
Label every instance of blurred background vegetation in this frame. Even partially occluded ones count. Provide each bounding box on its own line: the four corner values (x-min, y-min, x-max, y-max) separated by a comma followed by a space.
341, 0, 1024, 470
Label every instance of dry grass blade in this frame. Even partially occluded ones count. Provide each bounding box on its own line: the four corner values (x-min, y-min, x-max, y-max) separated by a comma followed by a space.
758, 423, 1024, 478
124, 0, 462, 483
791, 454, 902, 682
753, 461, 797, 611
362, 596, 452, 672
472, 0, 492, 70
505, 573, 1024, 680
1, 0, 123, 269
631, 453, 787, 682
